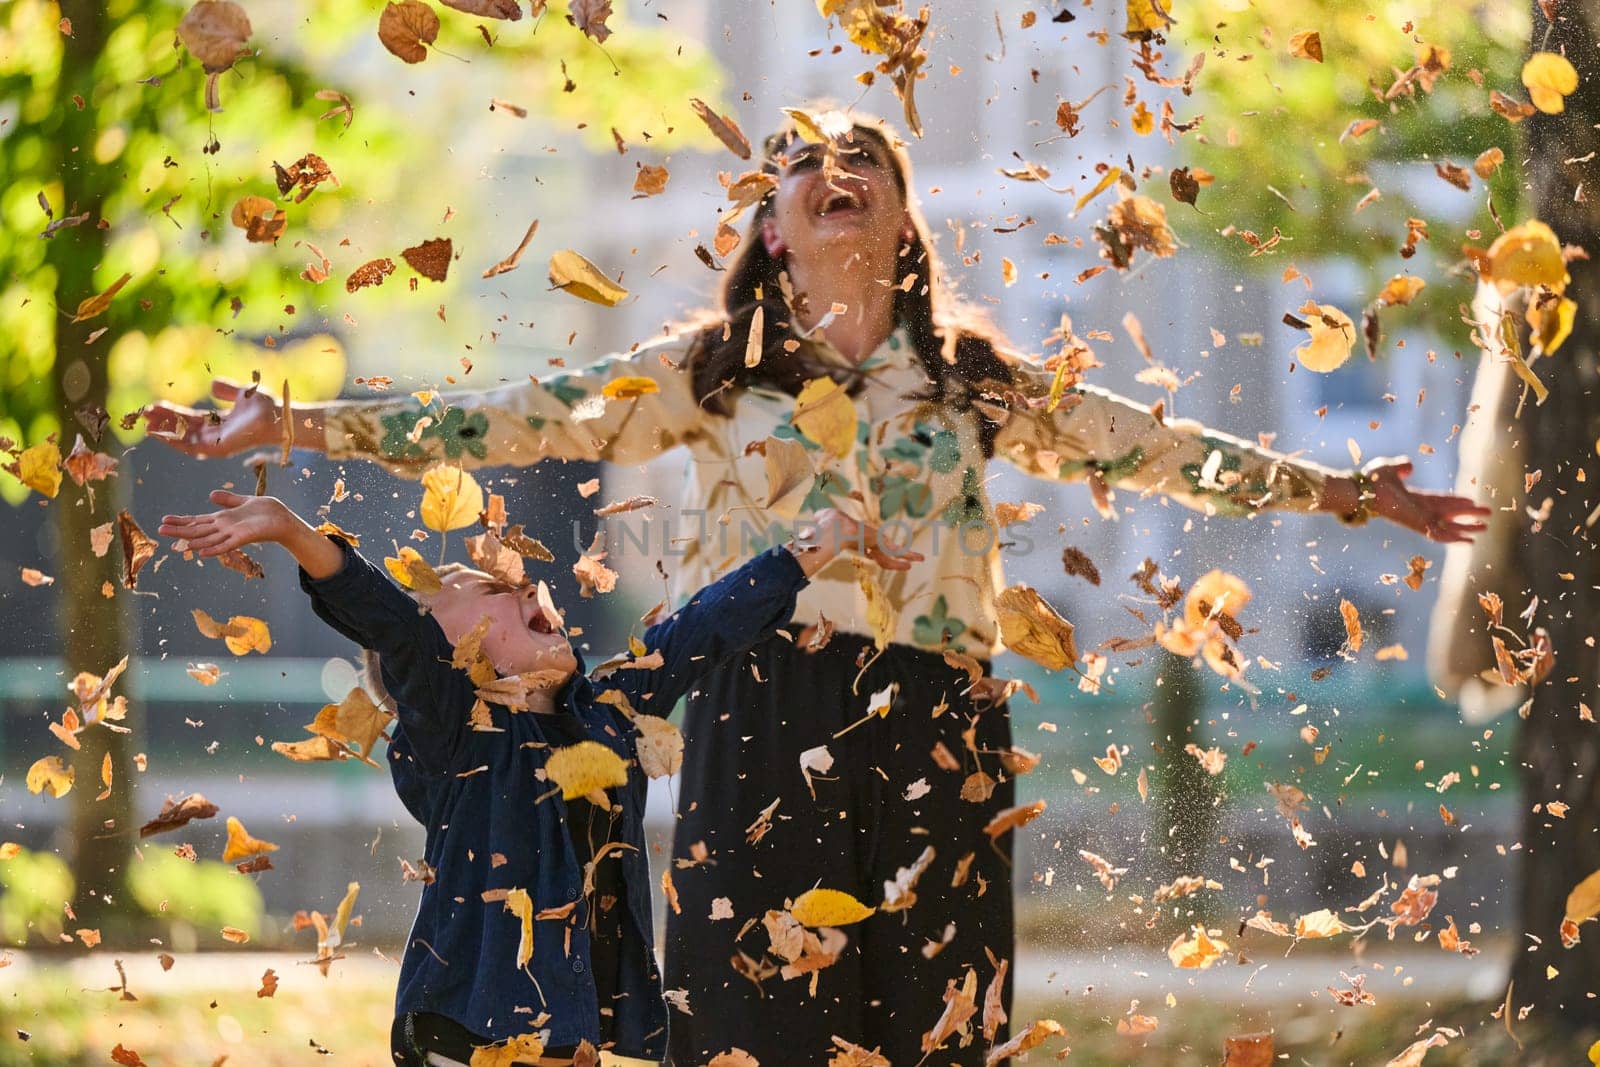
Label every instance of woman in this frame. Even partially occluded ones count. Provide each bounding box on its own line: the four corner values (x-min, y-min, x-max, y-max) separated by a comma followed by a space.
148, 110, 1487, 1064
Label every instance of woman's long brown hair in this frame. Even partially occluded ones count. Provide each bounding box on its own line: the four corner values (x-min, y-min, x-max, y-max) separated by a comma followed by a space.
686, 112, 1017, 457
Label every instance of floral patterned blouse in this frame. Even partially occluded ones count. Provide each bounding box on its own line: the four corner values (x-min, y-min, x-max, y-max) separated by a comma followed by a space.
323, 331, 1335, 658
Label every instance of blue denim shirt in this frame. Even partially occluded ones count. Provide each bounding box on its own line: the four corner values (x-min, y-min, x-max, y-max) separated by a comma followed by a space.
298, 541, 809, 1060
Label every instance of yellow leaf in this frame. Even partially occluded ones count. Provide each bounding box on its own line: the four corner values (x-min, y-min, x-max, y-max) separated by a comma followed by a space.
600, 376, 661, 401
16, 441, 62, 499
853, 558, 898, 651
1293, 908, 1348, 939
221, 815, 278, 864
1288, 29, 1323, 62
1072, 166, 1122, 217
1130, 100, 1154, 135
330, 881, 360, 947
192, 609, 273, 655
0, 843, 20, 861
421, 464, 485, 532
548, 249, 628, 306
790, 887, 875, 927
71, 272, 133, 323
995, 584, 1077, 670
1184, 570, 1251, 629
1522, 52, 1579, 114
384, 546, 442, 593
1566, 869, 1600, 924
287, 687, 394, 767
1487, 219, 1568, 291
1376, 275, 1426, 307
780, 106, 829, 143
1123, 0, 1173, 39
25, 756, 74, 798
1167, 925, 1227, 969
1293, 303, 1355, 373
470, 1034, 546, 1067
503, 887, 535, 969
792, 377, 859, 460
1530, 295, 1578, 355
545, 740, 629, 800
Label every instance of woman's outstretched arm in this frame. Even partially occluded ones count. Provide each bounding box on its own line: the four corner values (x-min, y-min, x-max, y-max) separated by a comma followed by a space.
142, 338, 706, 477
993, 363, 1488, 543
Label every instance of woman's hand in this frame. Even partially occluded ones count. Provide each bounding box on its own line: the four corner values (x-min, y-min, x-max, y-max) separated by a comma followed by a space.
143, 379, 287, 459
788, 507, 924, 578
1324, 459, 1491, 544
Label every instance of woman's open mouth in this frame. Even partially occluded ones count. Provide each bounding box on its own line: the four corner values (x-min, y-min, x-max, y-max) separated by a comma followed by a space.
816, 189, 866, 218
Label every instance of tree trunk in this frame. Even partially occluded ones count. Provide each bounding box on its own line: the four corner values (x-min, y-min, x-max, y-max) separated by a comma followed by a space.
1154, 656, 1216, 886
45, 0, 138, 935
1510, 0, 1600, 1021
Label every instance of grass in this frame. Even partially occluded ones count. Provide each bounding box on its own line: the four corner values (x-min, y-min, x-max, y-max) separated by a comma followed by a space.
1, 952, 1593, 1066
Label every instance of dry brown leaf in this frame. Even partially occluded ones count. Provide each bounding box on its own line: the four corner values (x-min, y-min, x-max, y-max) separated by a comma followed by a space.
569, 0, 612, 42
441, 0, 520, 18
139, 794, 219, 838
117, 509, 156, 589
482, 218, 538, 277
178, 0, 251, 72
346, 257, 397, 293
633, 163, 669, 197
402, 237, 452, 282
378, 0, 439, 63
690, 98, 752, 159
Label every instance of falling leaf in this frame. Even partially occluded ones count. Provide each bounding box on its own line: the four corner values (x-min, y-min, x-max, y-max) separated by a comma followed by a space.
384, 546, 443, 593
690, 98, 752, 159
421, 464, 486, 532
1223, 1033, 1275, 1067
503, 887, 535, 968
345, 257, 397, 293
20, 568, 53, 587
548, 249, 628, 306
1474, 146, 1506, 179
1566, 869, 1600, 925
221, 816, 278, 863
545, 741, 629, 799
790, 888, 874, 927
117, 510, 157, 589
1522, 52, 1578, 114
984, 799, 1046, 841
256, 968, 278, 997
230, 196, 287, 244
569, 0, 612, 41
1486, 220, 1567, 291
921, 967, 979, 1054
1376, 275, 1426, 307
1167, 925, 1227, 968
139, 794, 219, 837
633, 715, 683, 778
1340, 599, 1363, 653
63, 434, 117, 487
378, 0, 439, 64
16, 441, 62, 499
1096, 193, 1177, 270
633, 163, 670, 197
26, 756, 74, 798
995, 584, 1076, 670
984, 1019, 1065, 1065
71, 272, 132, 323
1288, 30, 1323, 62
441, 0, 520, 18
761, 436, 815, 518
1169, 166, 1199, 207
110, 1045, 149, 1067
470, 1035, 548, 1067
1294, 908, 1348, 939
192, 609, 273, 655
482, 218, 538, 278
402, 237, 452, 282
1292, 302, 1356, 372
600, 376, 660, 401
276, 687, 394, 768
799, 744, 834, 801
177, 0, 251, 72
792, 378, 858, 459
1123, 0, 1173, 38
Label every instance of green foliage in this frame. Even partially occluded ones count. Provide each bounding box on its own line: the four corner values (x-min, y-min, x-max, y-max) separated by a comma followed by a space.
1169, 1, 1530, 270
0, 847, 74, 944
0, 0, 724, 471
126, 851, 264, 937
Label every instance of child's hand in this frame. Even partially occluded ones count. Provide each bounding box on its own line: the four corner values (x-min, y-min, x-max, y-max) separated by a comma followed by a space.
788, 507, 924, 578
158, 490, 298, 557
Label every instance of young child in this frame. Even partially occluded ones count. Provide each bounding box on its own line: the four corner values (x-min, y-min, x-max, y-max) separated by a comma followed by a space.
158, 490, 917, 1067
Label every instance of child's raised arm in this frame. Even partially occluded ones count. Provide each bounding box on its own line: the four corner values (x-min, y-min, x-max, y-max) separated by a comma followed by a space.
161, 490, 473, 774
159, 490, 343, 578
613, 509, 922, 717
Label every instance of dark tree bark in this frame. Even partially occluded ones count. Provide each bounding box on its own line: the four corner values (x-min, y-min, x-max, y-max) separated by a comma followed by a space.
1510, 0, 1600, 1021
1153, 655, 1217, 886
45, 0, 138, 934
